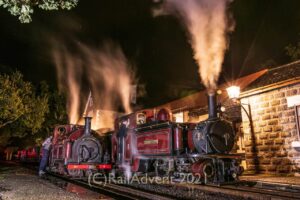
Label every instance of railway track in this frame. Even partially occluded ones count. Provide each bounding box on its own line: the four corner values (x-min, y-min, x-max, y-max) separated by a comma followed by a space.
15, 162, 300, 199
14, 162, 173, 199
46, 172, 175, 200
179, 181, 300, 200
110, 176, 300, 200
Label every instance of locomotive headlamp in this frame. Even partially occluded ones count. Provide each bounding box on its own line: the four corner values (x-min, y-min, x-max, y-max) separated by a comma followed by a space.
220, 106, 226, 112
226, 86, 240, 99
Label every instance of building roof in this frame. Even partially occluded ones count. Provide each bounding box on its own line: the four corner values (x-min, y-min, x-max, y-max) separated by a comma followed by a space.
156, 69, 267, 112
241, 60, 300, 97
244, 60, 300, 91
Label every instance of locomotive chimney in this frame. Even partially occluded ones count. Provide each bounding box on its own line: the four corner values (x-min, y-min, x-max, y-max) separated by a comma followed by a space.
207, 91, 217, 119
83, 91, 93, 136
84, 117, 92, 136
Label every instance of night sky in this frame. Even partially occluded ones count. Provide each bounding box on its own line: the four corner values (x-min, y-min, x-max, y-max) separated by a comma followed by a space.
0, 0, 300, 107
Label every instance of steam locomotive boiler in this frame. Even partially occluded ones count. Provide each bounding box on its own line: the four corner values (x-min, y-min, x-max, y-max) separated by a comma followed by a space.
193, 93, 235, 154
48, 117, 111, 178
112, 92, 243, 184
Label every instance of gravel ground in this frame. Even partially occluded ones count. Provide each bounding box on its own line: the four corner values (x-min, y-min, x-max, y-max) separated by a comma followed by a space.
0, 164, 111, 200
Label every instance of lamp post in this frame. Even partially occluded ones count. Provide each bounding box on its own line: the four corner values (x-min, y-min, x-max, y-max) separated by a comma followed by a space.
226, 86, 251, 121
226, 85, 259, 173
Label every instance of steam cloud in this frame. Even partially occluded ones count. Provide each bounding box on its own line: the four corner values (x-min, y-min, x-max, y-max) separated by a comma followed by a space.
53, 42, 133, 130
155, 0, 234, 91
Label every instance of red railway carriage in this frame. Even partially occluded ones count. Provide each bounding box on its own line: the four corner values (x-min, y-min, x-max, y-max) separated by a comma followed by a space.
48, 118, 112, 178
16, 147, 40, 162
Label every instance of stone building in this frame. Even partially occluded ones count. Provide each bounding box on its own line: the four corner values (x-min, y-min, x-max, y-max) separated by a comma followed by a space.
239, 61, 300, 174
156, 60, 300, 175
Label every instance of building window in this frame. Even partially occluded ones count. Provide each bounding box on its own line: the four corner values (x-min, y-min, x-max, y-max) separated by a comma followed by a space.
173, 112, 184, 123
295, 106, 300, 139
286, 95, 300, 142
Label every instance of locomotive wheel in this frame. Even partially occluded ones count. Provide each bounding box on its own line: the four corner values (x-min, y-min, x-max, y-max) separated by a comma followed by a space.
68, 169, 84, 177
202, 162, 214, 178
85, 169, 97, 178
186, 173, 201, 183
58, 163, 66, 175
155, 166, 166, 177
154, 160, 172, 177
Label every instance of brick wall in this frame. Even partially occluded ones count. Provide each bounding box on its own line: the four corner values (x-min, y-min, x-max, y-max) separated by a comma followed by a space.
241, 83, 300, 174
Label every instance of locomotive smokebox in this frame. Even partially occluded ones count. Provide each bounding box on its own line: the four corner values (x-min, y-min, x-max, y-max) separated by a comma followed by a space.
84, 117, 92, 136
207, 91, 217, 119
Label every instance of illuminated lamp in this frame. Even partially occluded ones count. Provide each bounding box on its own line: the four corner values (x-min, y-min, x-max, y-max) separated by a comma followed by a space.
226, 86, 240, 99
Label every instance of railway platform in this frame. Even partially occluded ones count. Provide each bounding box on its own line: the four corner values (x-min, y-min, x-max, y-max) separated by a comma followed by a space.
241, 174, 300, 186
240, 174, 300, 194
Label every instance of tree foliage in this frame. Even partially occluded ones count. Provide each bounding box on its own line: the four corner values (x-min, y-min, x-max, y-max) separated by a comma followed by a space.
20, 87, 68, 148
285, 41, 300, 61
36, 87, 68, 139
0, 0, 78, 23
0, 71, 51, 147
8, 81, 49, 137
3, 80, 68, 148
0, 71, 33, 129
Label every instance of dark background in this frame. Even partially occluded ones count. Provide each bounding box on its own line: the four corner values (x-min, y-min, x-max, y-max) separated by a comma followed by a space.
0, 0, 300, 107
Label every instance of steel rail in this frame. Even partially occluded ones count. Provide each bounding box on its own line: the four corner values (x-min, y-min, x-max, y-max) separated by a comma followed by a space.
179, 181, 300, 200
46, 171, 175, 200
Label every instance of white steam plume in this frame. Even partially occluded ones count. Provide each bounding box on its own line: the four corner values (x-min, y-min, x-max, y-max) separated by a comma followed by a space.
53, 41, 134, 130
155, 0, 234, 91
54, 48, 82, 124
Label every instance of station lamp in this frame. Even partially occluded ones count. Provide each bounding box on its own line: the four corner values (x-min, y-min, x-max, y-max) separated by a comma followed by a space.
226, 84, 252, 121
226, 85, 240, 99
226, 84, 254, 143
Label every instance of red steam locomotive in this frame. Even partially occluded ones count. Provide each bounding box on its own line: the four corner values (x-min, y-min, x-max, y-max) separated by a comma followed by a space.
48, 119, 111, 177
47, 92, 243, 184
112, 92, 243, 184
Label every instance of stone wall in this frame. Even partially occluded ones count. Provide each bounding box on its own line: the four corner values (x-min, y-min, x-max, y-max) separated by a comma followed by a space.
241, 83, 300, 174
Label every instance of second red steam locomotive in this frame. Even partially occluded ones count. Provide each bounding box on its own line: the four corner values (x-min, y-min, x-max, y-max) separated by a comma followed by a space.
47, 92, 244, 184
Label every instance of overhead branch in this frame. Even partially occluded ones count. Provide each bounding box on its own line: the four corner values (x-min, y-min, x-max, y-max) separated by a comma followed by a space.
0, 0, 79, 23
